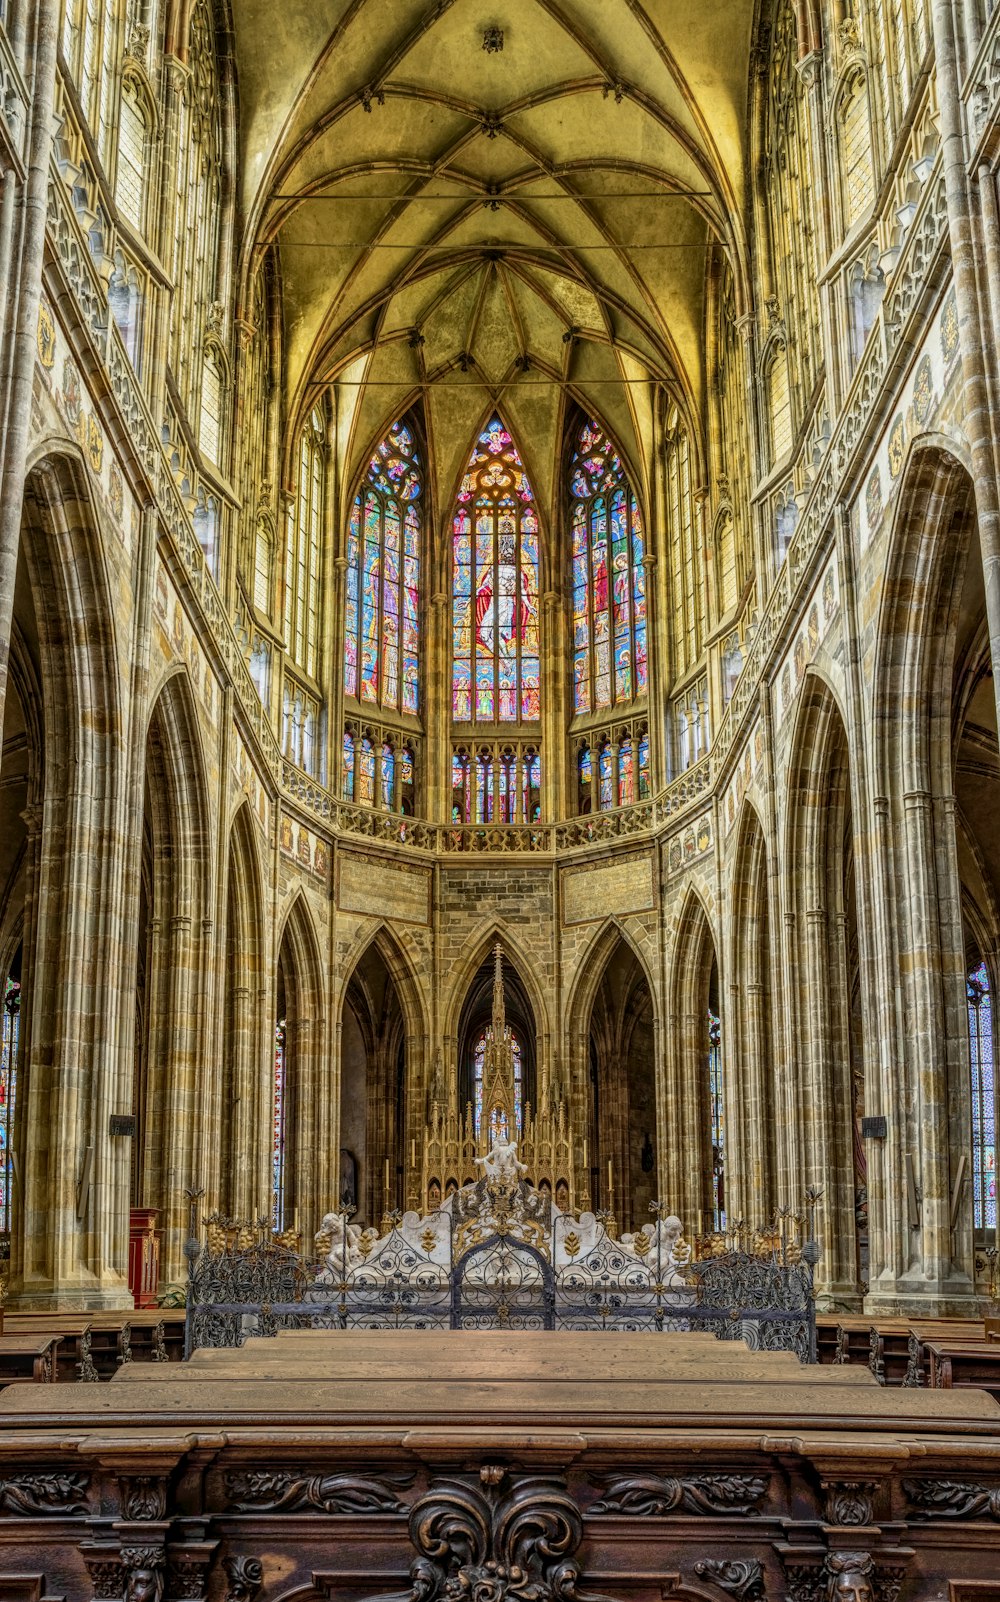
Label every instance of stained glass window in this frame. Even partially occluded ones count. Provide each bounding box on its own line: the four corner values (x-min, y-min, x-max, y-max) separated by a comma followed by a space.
271, 1015, 286, 1231
1, 973, 20, 1235
452, 416, 540, 724
472, 1024, 523, 1138
570, 418, 647, 714
342, 732, 355, 802
638, 732, 651, 799
578, 747, 593, 813
285, 409, 324, 679
969, 959, 996, 1231
708, 1007, 725, 1231
358, 737, 375, 806
345, 420, 421, 714
380, 743, 395, 810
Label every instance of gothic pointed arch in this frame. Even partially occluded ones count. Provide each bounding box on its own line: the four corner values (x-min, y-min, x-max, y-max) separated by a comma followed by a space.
219, 800, 267, 1218
666, 885, 723, 1230
726, 799, 777, 1224
136, 667, 214, 1285
783, 671, 863, 1307
273, 893, 327, 1236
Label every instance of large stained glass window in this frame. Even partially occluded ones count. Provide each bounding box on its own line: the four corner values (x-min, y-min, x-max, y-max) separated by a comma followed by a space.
271, 1015, 287, 1231
570, 419, 647, 714
452, 417, 540, 724
969, 959, 996, 1231
472, 1024, 523, 1138
345, 420, 421, 714
285, 409, 325, 679
1, 970, 19, 1235
708, 1006, 725, 1232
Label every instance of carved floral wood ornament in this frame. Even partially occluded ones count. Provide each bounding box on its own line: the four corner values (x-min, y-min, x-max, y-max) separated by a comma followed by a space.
365, 1469, 614, 1602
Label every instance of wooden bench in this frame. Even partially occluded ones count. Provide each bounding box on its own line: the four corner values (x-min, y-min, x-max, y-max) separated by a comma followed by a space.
0, 1334, 61, 1385
922, 1339, 1000, 1397
1, 1309, 185, 1378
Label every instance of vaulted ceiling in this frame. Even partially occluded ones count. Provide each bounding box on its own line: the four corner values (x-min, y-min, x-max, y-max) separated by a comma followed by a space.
232, 0, 756, 521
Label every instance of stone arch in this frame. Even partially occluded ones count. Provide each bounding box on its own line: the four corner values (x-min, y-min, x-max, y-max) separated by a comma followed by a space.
569, 917, 659, 1230
338, 921, 428, 1225
782, 671, 863, 1307
869, 441, 982, 1312
217, 800, 267, 1218
136, 667, 215, 1284
11, 450, 129, 1307
274, 893, 328, 1236
441, 922, 550, 1108
665, 885, 722, 1229
725, 799, 777, 1223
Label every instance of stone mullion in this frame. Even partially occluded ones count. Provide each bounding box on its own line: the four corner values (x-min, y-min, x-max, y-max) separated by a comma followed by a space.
829, 905, 861, 1305
744, 979, 769, 1219
678, 1006, 706, 1228
329, 556, 348, 798
541, 590, 562, 821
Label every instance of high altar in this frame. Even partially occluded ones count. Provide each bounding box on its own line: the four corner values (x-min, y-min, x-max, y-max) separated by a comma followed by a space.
420, 944, 575, 1213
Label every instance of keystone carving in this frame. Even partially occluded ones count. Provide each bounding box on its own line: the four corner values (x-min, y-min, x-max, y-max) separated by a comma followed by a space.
225, 1467, 415, 1513
589, 1472, 768, 1516
363, 1470, 613, 1602
694, 1558, 765, 1599
120, 1474, 168, 1520
0, 1471, 90, 1513
823, 1481, 878, 1526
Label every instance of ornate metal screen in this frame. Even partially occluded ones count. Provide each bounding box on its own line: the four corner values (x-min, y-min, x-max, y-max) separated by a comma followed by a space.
184, 1176, 819, 1360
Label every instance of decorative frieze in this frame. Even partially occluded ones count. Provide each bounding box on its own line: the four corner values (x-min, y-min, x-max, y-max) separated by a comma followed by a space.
589, 1472, 768, 1516
225, 1468, 414, 1514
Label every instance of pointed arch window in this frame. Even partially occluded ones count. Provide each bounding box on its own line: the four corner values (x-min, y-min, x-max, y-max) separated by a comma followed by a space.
345, 420, 421, 715
708, 1004, 725, 1231
969, 958, 996, 1231
271, 1014, 287, 1231
452, 416, 540, 724
285, 409, 325, 679
473, 1024, 523, 1138
570, 419, 647, 715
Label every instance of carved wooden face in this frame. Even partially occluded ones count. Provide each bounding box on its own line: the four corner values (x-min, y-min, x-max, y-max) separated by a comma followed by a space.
831, 1567, 873, 1602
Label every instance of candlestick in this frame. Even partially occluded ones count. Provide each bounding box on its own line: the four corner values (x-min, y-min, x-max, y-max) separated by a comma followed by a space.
384, 1158, 390, 1201
411, 1138, 416, 1168
583, 1137, 588, 1171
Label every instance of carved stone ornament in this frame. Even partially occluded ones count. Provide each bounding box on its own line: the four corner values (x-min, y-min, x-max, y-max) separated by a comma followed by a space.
693, 1558, 765, 1600
363, 1470, 614, 1602
82, 1549, 126, 1601
223, 1554, 264, 1602
904, 1478, 1000, 1519
589, 1471, 768, 1516
120, 1474, 168, 1520
0, 1470, 90, 1513
823, 1481, 878, 1526
225, 1467, 414, 1513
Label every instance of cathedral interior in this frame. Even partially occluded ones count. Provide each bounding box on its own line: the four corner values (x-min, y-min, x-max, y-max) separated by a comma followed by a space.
2, 0, 1000, 1595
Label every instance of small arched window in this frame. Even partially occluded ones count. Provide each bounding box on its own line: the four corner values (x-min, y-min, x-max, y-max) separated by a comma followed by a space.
570, 419, 647, 715
115, 79, 148, 232
345, 420, 421, 714
199, 344, 225, 464
841, 73, 874, 229
767, 343, 792, 463
285, 410, 325, 679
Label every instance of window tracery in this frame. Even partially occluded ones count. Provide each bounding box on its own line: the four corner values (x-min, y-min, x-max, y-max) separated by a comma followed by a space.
569, 418, 647, 716
575, 723, 650, 815
451, 743, 540, 826
452, 416, 540, 726
473, 1023, 523, 1138
343, 723, 417, 815
168, 0, 223, 423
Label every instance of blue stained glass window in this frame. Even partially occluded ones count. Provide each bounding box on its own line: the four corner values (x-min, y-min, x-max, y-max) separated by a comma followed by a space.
969, 959, 996, 1231
271, 1015, 286, 1231
708, 1006, 725, 1231
345, 420, 421, 714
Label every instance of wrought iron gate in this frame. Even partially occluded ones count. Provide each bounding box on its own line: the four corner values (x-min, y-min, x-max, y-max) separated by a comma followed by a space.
451, 1234, 554, 1329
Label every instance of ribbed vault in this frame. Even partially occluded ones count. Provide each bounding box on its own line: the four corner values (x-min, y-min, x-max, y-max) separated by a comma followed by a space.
233, 0, 756, 513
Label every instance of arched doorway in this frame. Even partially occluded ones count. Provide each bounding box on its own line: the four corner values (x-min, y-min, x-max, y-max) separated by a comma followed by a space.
341, 940, 408, 1226
586, 937, 656, 1232
456, 951, 537, 1139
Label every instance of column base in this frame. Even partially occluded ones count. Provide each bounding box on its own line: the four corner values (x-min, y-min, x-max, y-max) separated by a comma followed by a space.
7, 1278, 135, 1313
814, 1280, 865, 1314
864, 1267, 983, 1319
